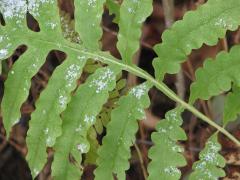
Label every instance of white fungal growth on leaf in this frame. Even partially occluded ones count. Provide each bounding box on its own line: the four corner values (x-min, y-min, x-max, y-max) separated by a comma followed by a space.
84, 115, 96, 125
89, 68, 115, 93
215, 18, 233, 29
46, 136, 54, 146
130, 83, 147, 99
0, 0, 27, 20
87, 0, 97, 7
28, 0, 54, 17
65, 64, 81, 87
164, 166, 180, 176
59, 94, 67, 109
77, 143, 88, 153
0, 49, 8, 59
0, 0, 54, 20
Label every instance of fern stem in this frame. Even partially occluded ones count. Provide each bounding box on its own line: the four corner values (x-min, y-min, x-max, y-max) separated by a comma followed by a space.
93, 55, 240, 146
20, 36, 240, 147
77, 47, 240, 147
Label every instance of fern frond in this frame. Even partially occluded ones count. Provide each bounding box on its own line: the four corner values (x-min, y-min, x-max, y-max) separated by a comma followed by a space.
153, 0, 240, 80
94, 82, 151, 180
223, 85, 240, 125
0, 0, 63, 136
74, 0, 105, 50
116, 0, 152, 64
190, 45, 240, 103
147, 108, 187, 180
26, 54, 87, 178
52, 66, 121, 180
189, 133, 225, 180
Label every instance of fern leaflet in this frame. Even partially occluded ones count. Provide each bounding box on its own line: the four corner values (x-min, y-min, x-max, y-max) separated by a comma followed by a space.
74, 0, 105, 50
223, 85, 240, 125
147, 108, 187, 180
189, 133, 225, 180
94, 82, 151, 180
153, 0, 240, 80
52, 66, 121, 179
117, 0, 152, 64
190, 45, 240, 103
26, 54, 86, 177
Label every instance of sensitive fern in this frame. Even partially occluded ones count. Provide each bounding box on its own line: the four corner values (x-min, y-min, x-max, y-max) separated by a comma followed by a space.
1, 0, 240, 179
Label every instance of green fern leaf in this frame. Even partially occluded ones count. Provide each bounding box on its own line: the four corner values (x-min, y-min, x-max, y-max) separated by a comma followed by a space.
26, 54, 87, 178
190, 45, 240, 103
0, 0, 70, 136
52, 66, 121, 180
74, 0, 105, 50
189, 133, 225, 180
117, 0, 152, 64
148, 108, 187, 180
153, 0, 240, 80
223, 85, 240, 125
94, 82, 151, 180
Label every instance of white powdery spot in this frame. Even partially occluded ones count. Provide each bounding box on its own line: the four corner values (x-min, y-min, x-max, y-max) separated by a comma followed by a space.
215, 18, 233, 29
77, 143, 88, 153
59, 94, 67, 108
172, 145, 183, 153
168, 111, 178, 122
28, 0, 54, 17
207, 140, 219, 152
164, 166, 180, 176
137, 108, 146, 119
0, 0, 54, 20
46, 136, 54, 146
89, 68, 115, 93
127, 7, 135, 14
158, 127, 167, 133
65, 64, 81, 87
130, 84, 147, 99
195, 161, 207, 170
87, 0, 97, 7
84, 115, 96, 125
0, 49, 8, 59
0, 0, 27, 20
77, 55, 86, 61
46, 22, 57, 29
202, 152, 216, 163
